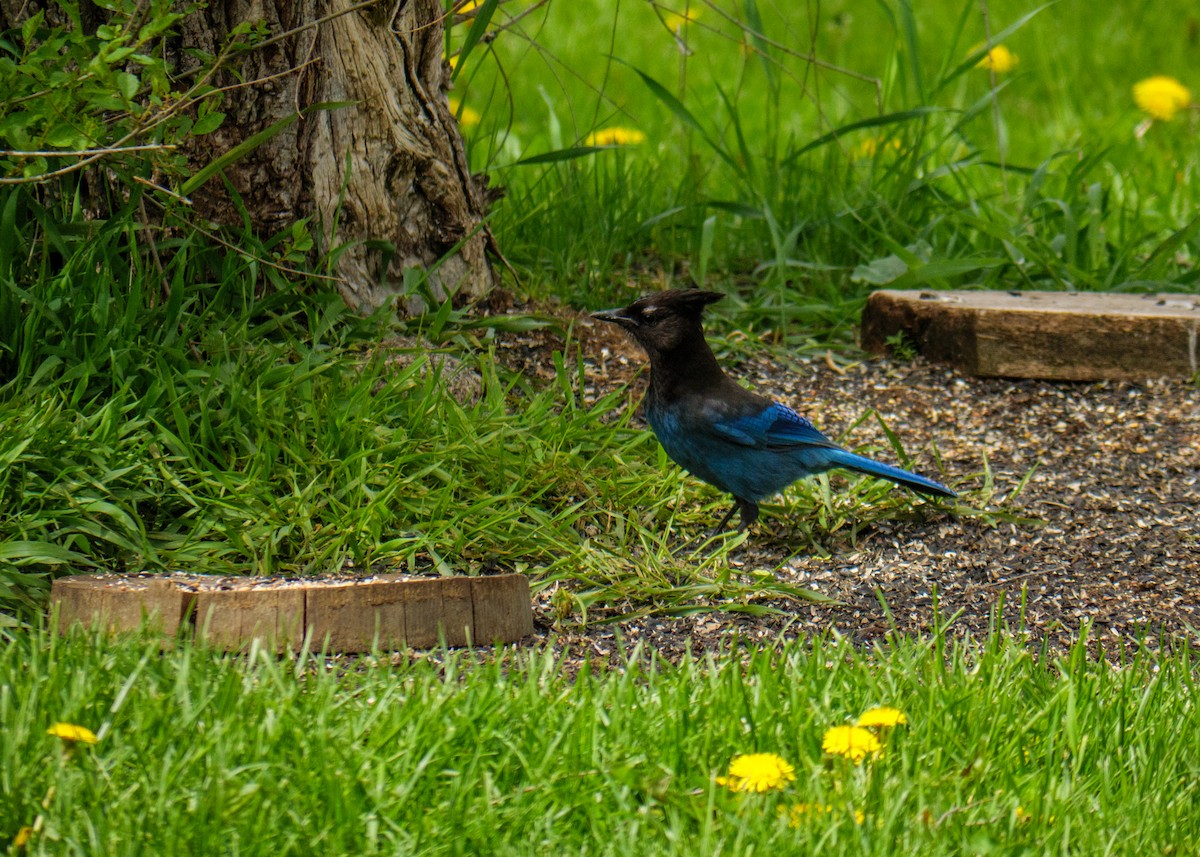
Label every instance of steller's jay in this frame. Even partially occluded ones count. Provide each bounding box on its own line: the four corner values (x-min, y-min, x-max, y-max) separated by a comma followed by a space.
593, 289, 956, 532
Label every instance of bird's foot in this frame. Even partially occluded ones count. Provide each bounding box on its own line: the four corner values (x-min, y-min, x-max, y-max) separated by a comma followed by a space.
735, 498, 760, 533
707, 498, 759, 538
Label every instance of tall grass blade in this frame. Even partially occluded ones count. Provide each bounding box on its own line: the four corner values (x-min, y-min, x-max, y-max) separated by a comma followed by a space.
930, 4, 1054, 97
512, 146, 612, 166
453, 0, 500, 81
619, 61, 743, 176
180, 102, 353, 196
783, 107, 946, 164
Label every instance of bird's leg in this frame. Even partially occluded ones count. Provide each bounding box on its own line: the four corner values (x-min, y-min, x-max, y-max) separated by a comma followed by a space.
710, 497, 759, 536
736, 498, 760, 532
686, 497, 758, 557
710, 501, 742, 536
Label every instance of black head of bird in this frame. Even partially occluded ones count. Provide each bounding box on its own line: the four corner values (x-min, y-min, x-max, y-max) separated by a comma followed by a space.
590, 289, 725, 363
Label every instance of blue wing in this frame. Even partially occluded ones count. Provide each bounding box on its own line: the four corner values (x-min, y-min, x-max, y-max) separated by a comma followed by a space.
710, 401, 839, 451
654, 397, 956, 501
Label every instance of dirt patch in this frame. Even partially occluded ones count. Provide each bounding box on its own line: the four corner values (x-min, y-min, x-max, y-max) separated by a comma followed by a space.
494, 304, 1200, 658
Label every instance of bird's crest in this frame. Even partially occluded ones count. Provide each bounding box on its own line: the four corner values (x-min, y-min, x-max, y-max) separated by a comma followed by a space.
635, 289, 724, 317
592, 289, 726, 363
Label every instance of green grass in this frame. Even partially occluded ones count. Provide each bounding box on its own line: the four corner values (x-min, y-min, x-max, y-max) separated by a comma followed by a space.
8, 0, 1184, 624
459, 0, 1200, 324
2, 626, 1198, 854
0, 182, 968, 629
2, 5, 1197, 851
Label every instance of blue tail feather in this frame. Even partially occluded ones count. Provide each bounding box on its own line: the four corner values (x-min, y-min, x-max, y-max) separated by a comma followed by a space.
828, 450, 957, 499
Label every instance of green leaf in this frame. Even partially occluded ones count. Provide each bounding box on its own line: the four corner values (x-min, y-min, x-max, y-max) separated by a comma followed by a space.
21, 11, 44, 47
453, 0, 500, 82
103, 45, 136, 65
931, 3, 1054, 98
742, 0, 776, 90
191, 111, 226, 136
714, 81, 753, 182
890, 257, 1008, 289
851, 254, 909, 285
704, 200, 765, 219
180, 102, 351, 195
0, 540, 92, 566
695, 214, 716, 288
1136, 214, 1200, 280
115, 70, 139, 101
896, 0, 925, 101
138, 12, 184, 41
511, 146, 610, 166
180, 114, 299, 195
44, 124, 86, 149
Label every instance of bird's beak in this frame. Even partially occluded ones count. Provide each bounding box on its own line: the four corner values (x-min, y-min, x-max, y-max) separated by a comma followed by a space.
591, 307, 633, 326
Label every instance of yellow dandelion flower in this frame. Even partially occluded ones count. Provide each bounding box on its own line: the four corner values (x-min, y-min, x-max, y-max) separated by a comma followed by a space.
821, 725, 881, 763
448, 97, 481, 127
975, 44, 1018, 74
47, 722, 98, 745
856, 706, 908, 728
715, 752, 796, 793
1133, 76, 1192, 122
585, 127, 647, 147
663, 6, 701, 32
13, 826, 33, 848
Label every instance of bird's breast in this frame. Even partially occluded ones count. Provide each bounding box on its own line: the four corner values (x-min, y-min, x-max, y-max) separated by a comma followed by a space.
646, 402, 764, 499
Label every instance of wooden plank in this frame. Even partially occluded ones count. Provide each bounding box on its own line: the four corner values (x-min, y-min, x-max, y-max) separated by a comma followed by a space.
48, 573, 533, 651
472, 575, 533, 645
439, 577, 475, 647
305, 578, 407, 653
52, 576, 111, 632
402, 578, 445, 648
860, 290, 1200, 380
194, 587, 305, 652
52, 576, 186, 636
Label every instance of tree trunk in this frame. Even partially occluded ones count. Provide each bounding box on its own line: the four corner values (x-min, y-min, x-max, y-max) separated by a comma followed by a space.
177, 0, 494, 313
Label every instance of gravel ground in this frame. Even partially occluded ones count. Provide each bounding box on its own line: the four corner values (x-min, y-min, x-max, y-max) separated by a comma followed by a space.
499, 309, 1200, 658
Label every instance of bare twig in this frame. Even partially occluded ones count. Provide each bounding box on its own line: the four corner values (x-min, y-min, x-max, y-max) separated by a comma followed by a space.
237, 0, 383, 54
0, 144, 175, 158
131, 174, 192, 204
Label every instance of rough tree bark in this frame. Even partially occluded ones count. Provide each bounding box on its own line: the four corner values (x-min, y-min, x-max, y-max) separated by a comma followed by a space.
0, 0, 494, 313
177, 0, 495, 313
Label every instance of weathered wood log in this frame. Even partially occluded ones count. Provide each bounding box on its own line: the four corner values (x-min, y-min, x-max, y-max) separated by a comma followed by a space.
471, 575, 536, 645
174, 0, 495, 314
860, 290, 1200, 381
52, 577, 189, 636
194, 586, 307, 653
51, 573, 534, 652
0, 1, 496, 314
305, 578, 409, 652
